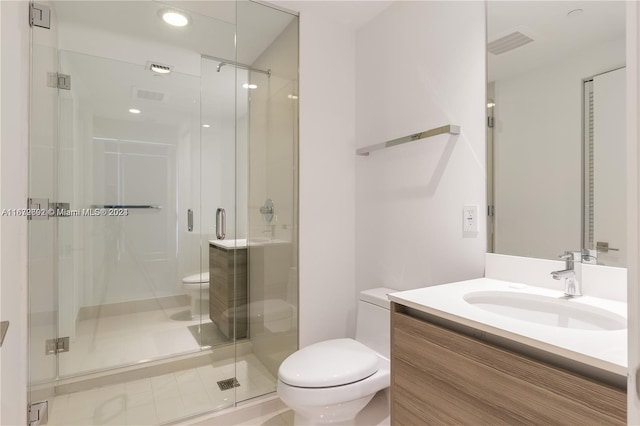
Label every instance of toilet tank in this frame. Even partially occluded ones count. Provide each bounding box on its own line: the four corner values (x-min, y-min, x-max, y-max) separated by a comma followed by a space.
355, 287, 396, 360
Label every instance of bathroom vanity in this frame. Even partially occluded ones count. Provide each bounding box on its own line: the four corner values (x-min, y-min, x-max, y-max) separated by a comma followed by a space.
209, 240, 248, 339
389, 278, 627, 425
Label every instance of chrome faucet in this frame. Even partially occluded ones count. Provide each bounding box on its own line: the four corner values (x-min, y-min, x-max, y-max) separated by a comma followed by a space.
551, 251, 582, 297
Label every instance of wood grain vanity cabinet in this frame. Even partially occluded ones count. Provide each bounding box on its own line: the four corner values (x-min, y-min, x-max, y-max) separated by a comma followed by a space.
390, 303, 626, 425
209, 243, 247, 339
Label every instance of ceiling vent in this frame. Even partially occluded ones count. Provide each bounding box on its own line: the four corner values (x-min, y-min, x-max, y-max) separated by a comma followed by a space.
145, 61, 173, 75
132, 87, 166, 102
488, 31, 534, 55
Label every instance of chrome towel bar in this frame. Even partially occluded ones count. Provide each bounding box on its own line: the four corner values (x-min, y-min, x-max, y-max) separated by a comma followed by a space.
356, 124, 460, 156
91, 205, 162, 209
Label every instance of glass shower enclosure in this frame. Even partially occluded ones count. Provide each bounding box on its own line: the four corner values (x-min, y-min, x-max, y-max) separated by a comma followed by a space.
27, 1, 298, 424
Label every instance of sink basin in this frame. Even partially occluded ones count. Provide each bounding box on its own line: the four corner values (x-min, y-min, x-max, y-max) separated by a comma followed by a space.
463, 291, 626, 331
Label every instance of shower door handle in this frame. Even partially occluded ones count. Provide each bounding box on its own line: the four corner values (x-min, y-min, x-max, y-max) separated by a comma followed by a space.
216, 208, 226, 240
187, 209, 193, 232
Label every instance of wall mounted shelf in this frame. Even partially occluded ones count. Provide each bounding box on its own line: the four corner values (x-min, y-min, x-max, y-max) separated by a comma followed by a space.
356, 124, 460, 156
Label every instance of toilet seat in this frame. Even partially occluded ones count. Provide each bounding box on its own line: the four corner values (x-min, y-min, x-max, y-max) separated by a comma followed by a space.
278, 338, 379, 388
182, 272, 210, 284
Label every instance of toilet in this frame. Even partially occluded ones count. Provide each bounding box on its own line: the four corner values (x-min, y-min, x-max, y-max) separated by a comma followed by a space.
277, 287, 395, 424
182, 272, 210, 318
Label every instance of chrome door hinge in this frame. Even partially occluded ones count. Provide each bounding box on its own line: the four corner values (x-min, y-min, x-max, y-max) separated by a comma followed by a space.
45, 336, 70, 355
29, 3, 50, 29
488, 205, 495, 217
27, 198, 49, 220
47, 73, 71, 90
487, 116, 494, 128
27, 199, 71, 220
28, 401, 48, 426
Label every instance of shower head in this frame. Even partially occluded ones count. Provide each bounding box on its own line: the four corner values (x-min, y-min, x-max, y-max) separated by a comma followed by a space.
206, 57, 270, 77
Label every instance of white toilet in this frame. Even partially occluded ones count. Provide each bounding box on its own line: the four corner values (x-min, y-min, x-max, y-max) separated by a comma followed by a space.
277, 287, 395, 424
182, 272, 210, 318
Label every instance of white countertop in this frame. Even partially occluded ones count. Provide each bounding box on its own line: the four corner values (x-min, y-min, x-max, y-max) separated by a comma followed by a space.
388, 278, 627, 376
209, 238, 290, 249
209, 239, 247, 249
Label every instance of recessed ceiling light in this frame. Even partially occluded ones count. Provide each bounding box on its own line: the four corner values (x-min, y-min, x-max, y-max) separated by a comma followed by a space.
202, 124, 210, 128
242, 83, 258, 89
162, 11, 189, 27
567, 9, 584, 18
129, 108, 141, 114
487, 101, 495, 108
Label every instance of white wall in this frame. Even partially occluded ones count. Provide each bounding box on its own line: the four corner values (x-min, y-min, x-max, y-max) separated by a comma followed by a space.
355, 1, 486, 296
494, 38, 625, 260
297, 9, 357, 346
275, 0, 486, 345
626, 3, 640, 423
0, 2, 29, 424
269, 1, 358, 346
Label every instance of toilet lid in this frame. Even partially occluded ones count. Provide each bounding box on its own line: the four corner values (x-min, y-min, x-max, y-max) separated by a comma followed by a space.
182, 272, 210, 283
278, 338, 378, 388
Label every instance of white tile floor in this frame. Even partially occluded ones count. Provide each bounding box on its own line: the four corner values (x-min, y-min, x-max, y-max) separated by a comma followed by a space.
233, 409, 295, 426
48, 354, 277, 425
58, 306, 211, 376
188, 391, 390, 426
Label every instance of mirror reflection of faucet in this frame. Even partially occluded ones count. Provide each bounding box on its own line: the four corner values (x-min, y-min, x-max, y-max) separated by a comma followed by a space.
550, 251, 582, 298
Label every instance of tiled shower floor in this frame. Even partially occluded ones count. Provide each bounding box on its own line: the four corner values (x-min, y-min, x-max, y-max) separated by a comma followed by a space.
58, 306, 214, 376
47, 354, 277, 425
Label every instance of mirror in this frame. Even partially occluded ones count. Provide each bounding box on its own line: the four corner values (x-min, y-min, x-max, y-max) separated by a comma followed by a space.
487, 1, 626, 266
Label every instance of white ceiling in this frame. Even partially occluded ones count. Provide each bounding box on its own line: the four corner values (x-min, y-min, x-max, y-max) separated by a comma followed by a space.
53, 0, 295, 65
272, 0, 393, 30
488, 1, 625, 82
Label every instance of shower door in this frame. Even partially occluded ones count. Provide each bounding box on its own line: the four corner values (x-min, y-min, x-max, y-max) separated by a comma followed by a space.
28, 0, 299, 420
56, 50, 210, 378
28, 45, 238, 396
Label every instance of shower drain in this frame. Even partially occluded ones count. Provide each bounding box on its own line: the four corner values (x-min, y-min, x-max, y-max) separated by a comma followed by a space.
217, 377, 240, 391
